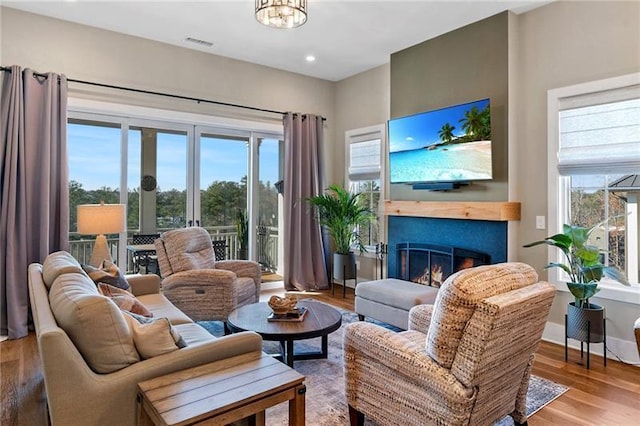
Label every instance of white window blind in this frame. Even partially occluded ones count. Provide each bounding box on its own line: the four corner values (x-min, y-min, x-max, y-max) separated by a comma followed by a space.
558, 84, 640, 175
348, 138, 381, 180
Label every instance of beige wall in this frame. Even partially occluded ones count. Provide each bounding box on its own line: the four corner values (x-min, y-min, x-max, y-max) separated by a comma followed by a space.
334, 64, 391, 281
0, 7, 337, 179
334, 63, 390, 185
390, 12, 509, 202
514, 1, 640, 349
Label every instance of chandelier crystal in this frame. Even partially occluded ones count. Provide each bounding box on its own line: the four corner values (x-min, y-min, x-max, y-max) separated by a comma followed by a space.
255, 0, 308, 29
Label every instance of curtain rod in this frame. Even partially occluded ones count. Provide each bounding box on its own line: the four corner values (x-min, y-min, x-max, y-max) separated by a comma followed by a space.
0, 66, 327, 120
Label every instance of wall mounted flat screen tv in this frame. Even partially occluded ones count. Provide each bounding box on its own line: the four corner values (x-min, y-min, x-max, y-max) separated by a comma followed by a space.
388, 98, 492, 185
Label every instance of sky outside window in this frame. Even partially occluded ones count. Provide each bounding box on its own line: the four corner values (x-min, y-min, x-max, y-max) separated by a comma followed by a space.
69, 126, 280, 191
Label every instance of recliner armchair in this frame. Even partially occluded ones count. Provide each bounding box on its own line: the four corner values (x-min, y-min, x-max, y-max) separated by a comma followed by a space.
344, 262, 556, 426
154, 227, 261, 324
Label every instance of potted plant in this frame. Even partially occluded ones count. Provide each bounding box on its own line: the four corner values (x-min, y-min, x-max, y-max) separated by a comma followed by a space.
307, 184, 373, 281
524, 223, 629, 343
236, 209, 249, 260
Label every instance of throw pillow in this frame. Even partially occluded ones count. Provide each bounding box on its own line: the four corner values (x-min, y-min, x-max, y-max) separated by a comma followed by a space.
97, 283, 153, 317
122, 312, 186, 359
82, 260, 131, 291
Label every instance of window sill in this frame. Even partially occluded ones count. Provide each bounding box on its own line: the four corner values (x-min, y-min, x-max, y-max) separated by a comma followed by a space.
552, 280, 640, 306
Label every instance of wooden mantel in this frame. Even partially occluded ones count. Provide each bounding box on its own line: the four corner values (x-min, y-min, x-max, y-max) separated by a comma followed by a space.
383, 200, 521, 221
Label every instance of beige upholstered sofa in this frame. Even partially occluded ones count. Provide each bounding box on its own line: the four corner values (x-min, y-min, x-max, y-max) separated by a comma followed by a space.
28, 251, 263, 426
344, 262, 556, 426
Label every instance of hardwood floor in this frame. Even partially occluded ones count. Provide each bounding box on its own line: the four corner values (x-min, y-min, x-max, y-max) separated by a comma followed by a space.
2, 286, 639, 425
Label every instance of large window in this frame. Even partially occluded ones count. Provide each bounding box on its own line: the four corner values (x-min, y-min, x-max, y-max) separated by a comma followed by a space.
548, 73, 640, 299
67, 100, 283, 272
346, 124, 386, 250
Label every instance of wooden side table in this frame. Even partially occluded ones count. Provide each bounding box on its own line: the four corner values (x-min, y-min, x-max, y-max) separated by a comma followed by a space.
137, 353, 305, 425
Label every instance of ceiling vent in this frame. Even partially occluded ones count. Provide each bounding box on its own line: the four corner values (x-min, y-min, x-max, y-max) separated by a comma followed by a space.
184, 37, 214, 48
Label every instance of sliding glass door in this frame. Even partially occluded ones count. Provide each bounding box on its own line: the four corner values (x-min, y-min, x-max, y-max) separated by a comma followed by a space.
256, 136, 282, 272
195, 128, 283, 270
67, 118, 123, 263
67, 111, 283, 273
197, 131, 249, 260
131, 126, 190, 233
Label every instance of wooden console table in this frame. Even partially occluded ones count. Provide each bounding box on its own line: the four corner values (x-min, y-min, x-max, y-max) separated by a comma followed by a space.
137, 353, 305, 425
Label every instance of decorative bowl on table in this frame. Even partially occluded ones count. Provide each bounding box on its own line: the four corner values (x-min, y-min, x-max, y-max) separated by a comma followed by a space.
268, 295, 298, 315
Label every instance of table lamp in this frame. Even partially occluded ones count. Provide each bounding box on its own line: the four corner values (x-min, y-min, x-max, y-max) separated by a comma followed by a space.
77, 203, 126, 267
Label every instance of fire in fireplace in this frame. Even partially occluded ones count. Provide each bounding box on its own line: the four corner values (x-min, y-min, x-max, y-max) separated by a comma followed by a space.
397, 243, 490, 287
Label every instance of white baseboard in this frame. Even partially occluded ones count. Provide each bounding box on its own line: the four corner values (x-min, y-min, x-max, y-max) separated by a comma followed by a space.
543, 321, 640, 366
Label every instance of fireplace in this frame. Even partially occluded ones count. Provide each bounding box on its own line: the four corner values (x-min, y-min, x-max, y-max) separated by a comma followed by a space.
396, 243, 489, 287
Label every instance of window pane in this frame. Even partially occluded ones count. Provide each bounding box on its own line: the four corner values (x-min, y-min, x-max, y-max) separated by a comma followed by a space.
351, 180, 380, 247
68, 121, 122, 226
570, 174, 635, 276
570, 186, 605, 228
68, 119, 121, 264
258, 137, 281, 271
199, 134, 248, 259
199, 135, 248, 227
156, 131, 188, 230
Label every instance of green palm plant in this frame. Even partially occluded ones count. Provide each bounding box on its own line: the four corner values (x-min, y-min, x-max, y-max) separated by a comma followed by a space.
459, 105, 491, 141
438, 123, 456, 143
236, 209, 249, 252
524, 223, 629, 308
459, 106, 484, 138
307, 184, 373, 254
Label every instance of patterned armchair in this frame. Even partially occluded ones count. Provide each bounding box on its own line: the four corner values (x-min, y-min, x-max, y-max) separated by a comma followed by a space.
154, 227, 261, 325
344, 262, 555, 426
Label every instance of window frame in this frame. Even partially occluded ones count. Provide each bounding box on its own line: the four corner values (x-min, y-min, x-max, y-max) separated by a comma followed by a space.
67, 97, 283, 269
345, 124, 386, 255
547, 73, 640, 305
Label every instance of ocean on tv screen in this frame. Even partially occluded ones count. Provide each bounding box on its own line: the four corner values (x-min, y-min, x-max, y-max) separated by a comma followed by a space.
389, 140, 492, 183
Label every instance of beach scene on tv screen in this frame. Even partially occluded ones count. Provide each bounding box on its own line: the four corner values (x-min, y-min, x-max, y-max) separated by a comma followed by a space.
389, 98, 492, 183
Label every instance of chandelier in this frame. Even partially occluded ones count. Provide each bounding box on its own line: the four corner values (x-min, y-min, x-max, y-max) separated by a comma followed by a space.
255, 0, 308, 29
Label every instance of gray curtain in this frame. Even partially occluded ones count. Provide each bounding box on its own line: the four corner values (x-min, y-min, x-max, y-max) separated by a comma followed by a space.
1, 66, 69, 339
283, 112, 328, 291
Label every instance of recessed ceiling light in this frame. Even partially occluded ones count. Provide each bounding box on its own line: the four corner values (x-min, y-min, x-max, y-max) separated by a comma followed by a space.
305, 55, 316, 62
185, 37, 214, 48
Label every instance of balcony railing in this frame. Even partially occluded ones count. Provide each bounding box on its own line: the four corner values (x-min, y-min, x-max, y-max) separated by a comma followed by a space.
68, 226, 279, 274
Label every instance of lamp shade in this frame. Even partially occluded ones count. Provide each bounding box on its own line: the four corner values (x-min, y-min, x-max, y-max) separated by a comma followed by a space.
77, 204, 126, 235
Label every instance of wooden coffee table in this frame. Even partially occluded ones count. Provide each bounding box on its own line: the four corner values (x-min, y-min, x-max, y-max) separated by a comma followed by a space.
227, 299, 342, 367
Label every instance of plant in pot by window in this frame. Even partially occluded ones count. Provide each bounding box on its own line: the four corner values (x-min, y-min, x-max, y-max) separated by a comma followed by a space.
236, 209, 249, 260
307, 184, 373, 282
524, 223, 629, 344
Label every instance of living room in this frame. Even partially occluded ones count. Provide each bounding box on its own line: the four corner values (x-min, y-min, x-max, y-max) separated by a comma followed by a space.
1, 1, 639, 425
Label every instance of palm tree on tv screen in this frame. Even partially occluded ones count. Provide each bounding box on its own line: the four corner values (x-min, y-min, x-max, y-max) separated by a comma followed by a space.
438, 123, 456, 143
459, 105, 491, 141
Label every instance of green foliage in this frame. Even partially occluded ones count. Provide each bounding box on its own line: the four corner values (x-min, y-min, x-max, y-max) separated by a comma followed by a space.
236, 209, 249, 251
306, 184, 374, 254
69, 176, 278, 235
438, 123, 456, 143
459, 104, 491, 140
436, 104, 491, 147
524, 223, 629, 308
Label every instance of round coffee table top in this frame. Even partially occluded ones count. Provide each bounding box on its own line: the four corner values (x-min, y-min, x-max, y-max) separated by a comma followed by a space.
227, 299, 342, 341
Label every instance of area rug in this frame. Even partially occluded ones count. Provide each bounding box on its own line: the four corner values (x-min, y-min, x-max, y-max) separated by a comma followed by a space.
198, 309, 568, 426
